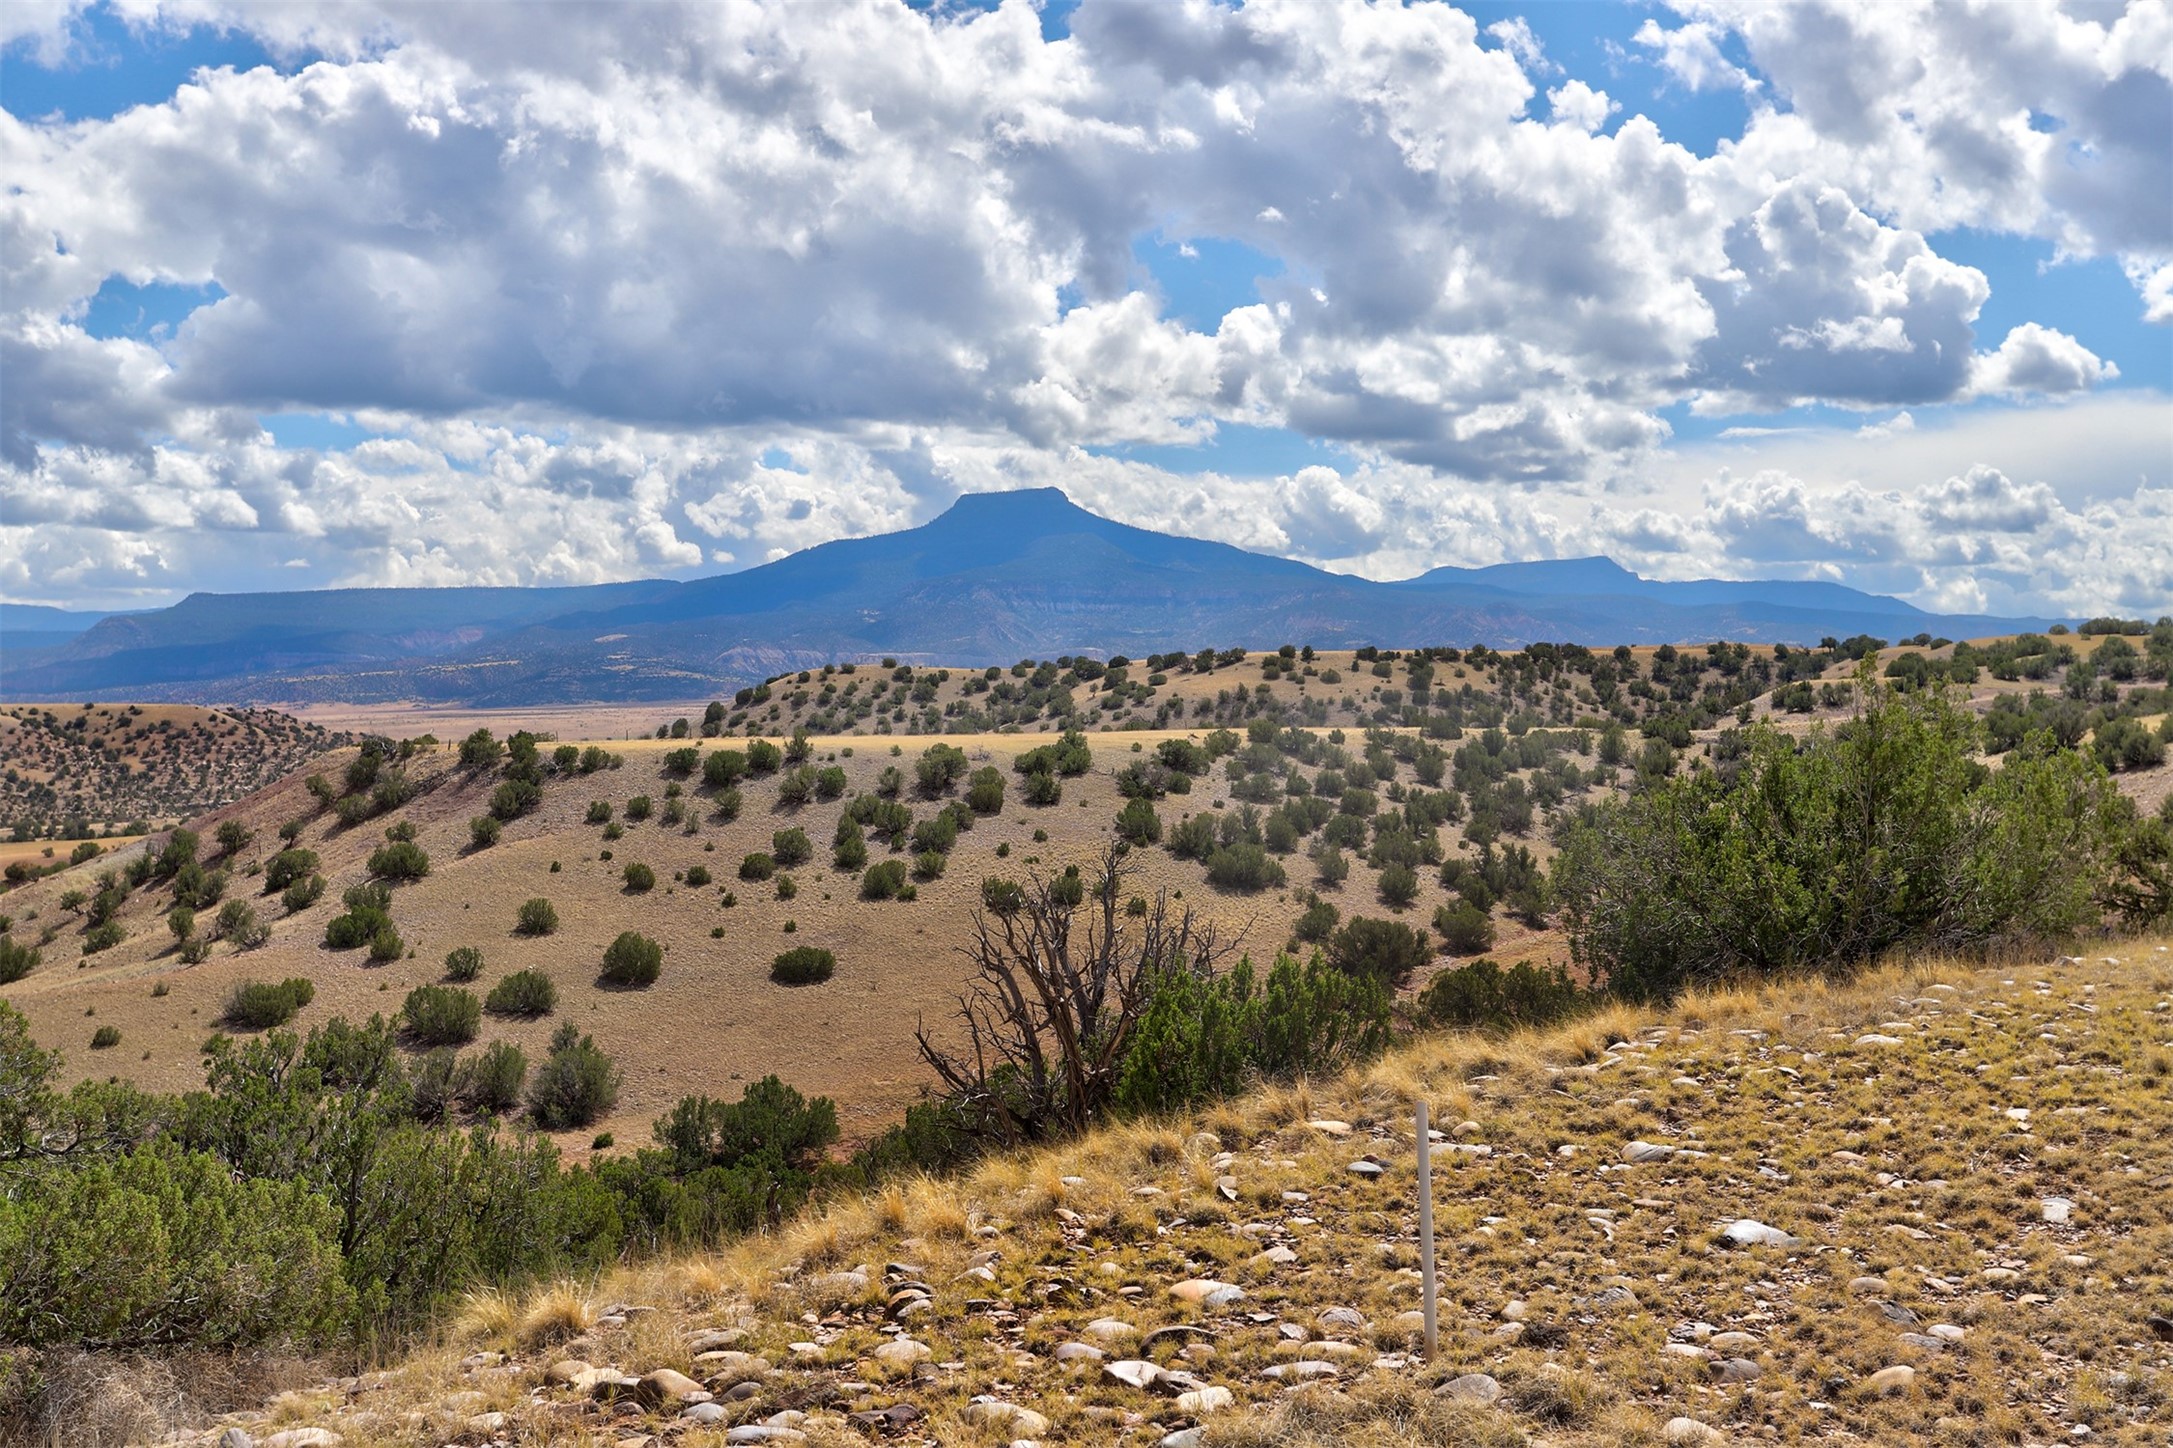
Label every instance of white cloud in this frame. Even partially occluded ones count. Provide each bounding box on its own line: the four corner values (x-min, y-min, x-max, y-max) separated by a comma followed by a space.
0, 0, 2157, 619
1632, 18, 1755, 93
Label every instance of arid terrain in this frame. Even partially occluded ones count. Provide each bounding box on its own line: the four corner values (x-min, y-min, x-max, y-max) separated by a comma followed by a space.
2, 634, 2166, 1150
0, 702, 350, 840
130, 940, 2173, 1447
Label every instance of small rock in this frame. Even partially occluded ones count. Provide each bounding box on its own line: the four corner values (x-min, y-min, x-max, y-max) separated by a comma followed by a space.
724, 1428, 806, 1445
1863, 1363, 1917, 1395
1928, 1324, 1966, 1343
681, 1403, 730, 1424
1440, 1373, 1502, 1405
1318, 1306, 1367, 1333
259, 1434, 342, 1448
873, 1337, 931, 1369
1664, 1418, 1721, 1446
1899, 1332, 1950, 1351
1259, 1360, 1339, 1381
1104, 1359, 1164, 1391
1083, 1317, 1139, 1341
1623, 1140, 1678, 1163
962, 1398, 1051, 1436
1716, 1358, 1762, 1383
636, 1368, 710, 1409
1306, 1120, 1352, 1137
1169, 1279, 1245, 1308
1173, 1385, 1235, 1415
2041, 1197, 2074, 1223
1721, 1219, 1801, 1249
1160, 1431, 1207, 1448
1054, 1341, 1105, 1363
218, 1431, 254, 1448
1855, 1033, 1904, 1046
1347, 1158, 1385, 1178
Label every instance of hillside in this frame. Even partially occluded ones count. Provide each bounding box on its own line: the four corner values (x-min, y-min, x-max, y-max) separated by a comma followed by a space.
0, 489, 2057, 706
0, 702, 351, 840
3, 631, 2166, 1148
118, 940, 2173, 1447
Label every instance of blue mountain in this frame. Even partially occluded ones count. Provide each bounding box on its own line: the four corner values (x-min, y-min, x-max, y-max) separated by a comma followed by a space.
0, 488, 2051, 705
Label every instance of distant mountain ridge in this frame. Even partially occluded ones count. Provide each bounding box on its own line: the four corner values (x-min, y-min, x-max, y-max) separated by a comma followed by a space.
0, 488, 2052, 706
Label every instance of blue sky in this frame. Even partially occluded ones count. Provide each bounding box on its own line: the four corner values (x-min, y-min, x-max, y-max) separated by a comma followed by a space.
2, 0, 2166, 616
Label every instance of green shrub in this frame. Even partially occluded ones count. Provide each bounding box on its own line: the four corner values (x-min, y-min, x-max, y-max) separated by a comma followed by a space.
966, 766, 1006, 814
82, 920, 126, 956
167, 905, 197, 943
861, 859, 910, 900
1, 935, 43, 984
746, 739, 783, 774
368, 923, 404, 963
402, 985, 481, 1046
600, 931, 663, 987
1205, 844, 1285, 892
222, 977, 316, 1029
586, 800, 613, 824
1327, 916, 1431, 985
833, 817, 868, 870
1293, 897, 1340, 943
486, 969, 557, 1018
263, 847, 319, 892
624, 794, 652, 822
178, 937, 213, 964
281, 873, 326, 912
516, 897, 559, 935
702, 749, 748, 788
527, 1022, 620, 1129
1419, 957, 1585, 1033
913, 850, 948, 881
325, 883, 393, 949
739, 852, 776, 881
1116, 796, 1162, 845
1433, 900, 1496, 954
1114, 954, 1392, 1117
489, 779, 541, 822
367, 840, 431, 881
90, 1024, 121, 1050
771, 946, 837, 985
684, 863, 712, 887
1023, 771, 1062, 806
456, 1040, 528, 1115
215, 899, 269, 948
469, 815, 502, 848
1377, 862, 1420, 909
0, 1146, 351, 1348
621, 861, 656, 892
771, 828, 813, 867
776, 873, 798, 900
1555, 676, 2125, 1001
444, 945, 484, 982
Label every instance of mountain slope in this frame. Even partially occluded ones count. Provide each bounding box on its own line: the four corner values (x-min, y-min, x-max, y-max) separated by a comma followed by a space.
0, 488, 2051, 705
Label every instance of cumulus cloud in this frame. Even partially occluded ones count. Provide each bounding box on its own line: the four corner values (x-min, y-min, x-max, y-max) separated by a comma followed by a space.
0, 0, 2158, 615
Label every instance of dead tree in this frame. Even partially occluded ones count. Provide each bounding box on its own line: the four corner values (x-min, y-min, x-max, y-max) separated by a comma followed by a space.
916, 841, 1235, 1142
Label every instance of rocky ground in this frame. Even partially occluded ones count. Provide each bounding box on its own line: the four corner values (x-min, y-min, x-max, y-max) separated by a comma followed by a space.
156, 940, 2173, 1448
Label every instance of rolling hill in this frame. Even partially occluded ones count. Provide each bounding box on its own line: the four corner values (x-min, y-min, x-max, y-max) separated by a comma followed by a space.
0, 489, 2052, 706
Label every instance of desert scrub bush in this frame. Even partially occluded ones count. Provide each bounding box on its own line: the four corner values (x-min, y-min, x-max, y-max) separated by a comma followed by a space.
684, 863, 711, 887
178, 936, 214, 964
489, 778, 541, 821
222, 977, 316, 1029
516, 896, 559, 935
861, 859, 910, 900
367, 839, 431, 881
834, 817, 869, 870
1377, 861, 1420, 909
772, 827, 813, 867
1205, 843, 1285, 892
710, 785, 744, 821
0, 1144, 352, 1348
1, 934, 41, 983
167, 904, 197, 943
1293, 896, 1340, 943
444, 945, 485, 982
702, 749, 748, 788
913, 850, 948, 881
89, 1024, 121, 1050
527, 1022, 620, 1129
469, 815, 502, 849
771, 946, 836, 985
585, 800, 612, 825
324, 883, 393, 949
456, 1040, 528, 1115
263, 847, 319, 892
367, 923, 405, 962
281, 873, 326, 912
739, 851, 776, 881
81, 920, 126, 956
1420, 957, 1586, 1033
214, 899, 269, 948
1116, 796, 1162, 845
1327, 915, 1432, 985
775, 873, 798, 900
621, 860, 656, 892
966, 765, 1005, 814
599, 930, 663, 988
402, 985, 481, 1046
1434, 899, 1497, 954
1023, 770, 1062, 806
1556, 672, 2129, 1000
486, 969, 557, 1018
1114, 953, 1392, 1116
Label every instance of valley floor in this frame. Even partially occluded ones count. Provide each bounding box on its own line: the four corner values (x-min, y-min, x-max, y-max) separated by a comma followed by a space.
144, 936, 2173, 1448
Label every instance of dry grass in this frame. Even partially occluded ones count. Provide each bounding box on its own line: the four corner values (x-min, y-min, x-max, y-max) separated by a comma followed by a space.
179, 935, 2173, 1447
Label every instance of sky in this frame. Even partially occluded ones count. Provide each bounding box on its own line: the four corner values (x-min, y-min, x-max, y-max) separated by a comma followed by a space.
1, 0, 2168, 620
